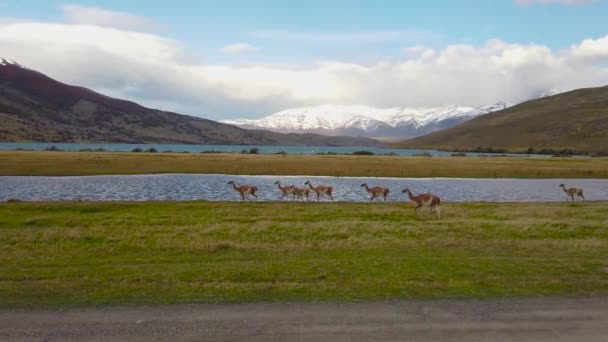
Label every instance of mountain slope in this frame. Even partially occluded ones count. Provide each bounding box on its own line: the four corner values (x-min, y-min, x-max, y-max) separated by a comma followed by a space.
221, 103, 509, 138
394, 86, 608, 154
0, 58, 382, 147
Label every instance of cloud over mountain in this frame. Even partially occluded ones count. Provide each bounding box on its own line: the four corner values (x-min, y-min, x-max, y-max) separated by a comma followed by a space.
1, 7, 608, 120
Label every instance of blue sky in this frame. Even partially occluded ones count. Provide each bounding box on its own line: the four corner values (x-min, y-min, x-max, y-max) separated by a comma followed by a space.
1, 0, 608, 119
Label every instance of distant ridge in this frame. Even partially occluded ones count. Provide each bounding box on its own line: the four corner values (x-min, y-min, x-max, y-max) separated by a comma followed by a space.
0, 58, 383, 147
394, 86, 608, 154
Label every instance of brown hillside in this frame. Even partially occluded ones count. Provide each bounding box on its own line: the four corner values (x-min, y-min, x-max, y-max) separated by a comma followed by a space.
0, 60, 381, 147
395, 86, 608, 154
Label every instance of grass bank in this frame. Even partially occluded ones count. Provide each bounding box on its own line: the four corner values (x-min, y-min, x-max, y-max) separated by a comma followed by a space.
1, 201, 607, 307
1, 151, 608, 178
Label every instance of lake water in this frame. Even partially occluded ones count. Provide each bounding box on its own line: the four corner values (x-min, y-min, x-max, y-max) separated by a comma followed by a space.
0, 142, 535, 157
1, 174, 605, 202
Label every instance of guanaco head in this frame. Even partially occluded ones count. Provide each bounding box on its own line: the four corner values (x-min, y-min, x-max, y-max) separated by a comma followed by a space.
401, 188, 410, 194
559, 184, 565, 188
227, 181, 235, 185
360, 183, 367, 188
304, 180, 311, 185
274, 181, 280, 185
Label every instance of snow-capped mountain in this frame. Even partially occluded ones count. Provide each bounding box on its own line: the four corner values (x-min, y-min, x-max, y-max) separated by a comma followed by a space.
221, 103, 510, 138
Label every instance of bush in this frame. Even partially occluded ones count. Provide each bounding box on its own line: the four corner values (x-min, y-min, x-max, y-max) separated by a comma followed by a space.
248, 147, 260, 154
274, 151, 288, 155
352, 150, 374, 155
413, 152, 432, 157
44, 145, 63, 152
451, 152, 467, 157
145, 147, 158, 153
6, 198, 21, 203
131, 147, 143, 153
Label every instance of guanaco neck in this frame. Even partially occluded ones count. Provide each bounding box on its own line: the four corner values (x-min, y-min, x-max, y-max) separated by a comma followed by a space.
231, 182, 239, 191
406, 189, 416, 202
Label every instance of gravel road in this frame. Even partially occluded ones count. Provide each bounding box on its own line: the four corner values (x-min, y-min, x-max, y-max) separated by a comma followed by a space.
2, 297, 607, 341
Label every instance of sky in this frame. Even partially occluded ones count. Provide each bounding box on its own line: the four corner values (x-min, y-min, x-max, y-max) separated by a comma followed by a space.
1, 0, 608, 120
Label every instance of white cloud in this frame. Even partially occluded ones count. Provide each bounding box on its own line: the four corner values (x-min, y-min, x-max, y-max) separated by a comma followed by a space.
1, 20, 608, 120
515, 0, 594, 6
249, 29, 437, 44
61, 5, 164, 32
219, 43, 257, 54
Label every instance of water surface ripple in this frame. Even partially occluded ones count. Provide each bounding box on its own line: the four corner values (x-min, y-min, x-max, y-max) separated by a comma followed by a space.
1, 175, 606, 202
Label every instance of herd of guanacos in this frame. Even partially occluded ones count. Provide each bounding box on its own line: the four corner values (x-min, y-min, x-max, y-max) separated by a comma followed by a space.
227, 181, 586, 219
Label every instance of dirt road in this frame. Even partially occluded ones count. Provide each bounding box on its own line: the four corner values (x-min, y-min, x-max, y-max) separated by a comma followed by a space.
2, 298, 607, 341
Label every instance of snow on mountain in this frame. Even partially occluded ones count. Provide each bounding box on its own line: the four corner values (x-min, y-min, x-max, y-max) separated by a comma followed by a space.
221, 103, 510, 138
0, 58, 18, 66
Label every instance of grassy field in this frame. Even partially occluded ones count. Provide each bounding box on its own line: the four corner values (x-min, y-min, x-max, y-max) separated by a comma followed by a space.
1, 201, 607, 308
1, 151, 608, 178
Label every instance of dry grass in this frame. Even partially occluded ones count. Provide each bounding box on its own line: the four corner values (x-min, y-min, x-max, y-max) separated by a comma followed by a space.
0, 201, 607, 307
1, 151, 607, 178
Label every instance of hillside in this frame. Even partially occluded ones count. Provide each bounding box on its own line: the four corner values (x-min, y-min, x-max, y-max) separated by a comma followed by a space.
0, 58, 381, 147
395, 86, 608, 154
221, 103, 509, 138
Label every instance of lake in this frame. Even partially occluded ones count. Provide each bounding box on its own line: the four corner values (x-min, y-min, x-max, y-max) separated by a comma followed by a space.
0, 142, 535, 157
1, 174, 605, 202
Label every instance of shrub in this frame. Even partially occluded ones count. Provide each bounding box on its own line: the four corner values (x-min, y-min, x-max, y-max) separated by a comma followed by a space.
413, 152, 432, 157
6, 198, 21, 203
44, 145, 63, 152
131, 147, 143, 153
352, 150, 374, 155
451, 152, 467, 157
145, 147, 158, 153
248, 147, 260, 154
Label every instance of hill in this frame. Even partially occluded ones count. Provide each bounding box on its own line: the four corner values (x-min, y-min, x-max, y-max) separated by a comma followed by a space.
0, 58, 381, 147
395, 86, 608, 154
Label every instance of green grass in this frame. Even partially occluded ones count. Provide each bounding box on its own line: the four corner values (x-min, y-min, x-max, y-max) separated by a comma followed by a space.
1, 151, 608, 178
1, 201, 607, 308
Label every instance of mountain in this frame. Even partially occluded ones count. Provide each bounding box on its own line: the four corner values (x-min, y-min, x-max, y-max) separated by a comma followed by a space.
394, 86, 608, 154
0, 58, 382, 147
221, 103, 509, 138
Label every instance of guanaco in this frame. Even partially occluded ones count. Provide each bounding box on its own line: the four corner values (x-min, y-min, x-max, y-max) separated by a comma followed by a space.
304, 180, 333, 201
293, 187, 311, 200
227, 181, 258, 200
361, 183, 390, 202
559, 184, 584, 201
402, 187, 441, 219
274, 181, 296, 200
